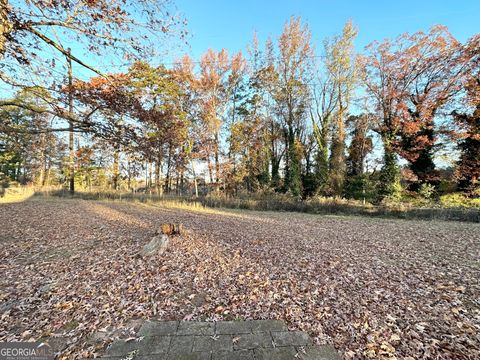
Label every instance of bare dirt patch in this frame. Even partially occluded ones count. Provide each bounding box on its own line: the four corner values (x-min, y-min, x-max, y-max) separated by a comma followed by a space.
0, 199, 479, 358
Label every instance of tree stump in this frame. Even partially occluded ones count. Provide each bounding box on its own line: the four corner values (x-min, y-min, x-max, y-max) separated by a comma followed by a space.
139, 234, 169, 256
138, 223, 183, 257
157, 223, 182, 236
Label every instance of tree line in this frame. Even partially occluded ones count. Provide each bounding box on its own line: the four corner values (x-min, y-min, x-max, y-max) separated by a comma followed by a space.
1, 5, 479, 202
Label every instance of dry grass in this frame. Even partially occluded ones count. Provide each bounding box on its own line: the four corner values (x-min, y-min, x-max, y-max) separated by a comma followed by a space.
36, 189, 480, 222
0, 187, 35, 204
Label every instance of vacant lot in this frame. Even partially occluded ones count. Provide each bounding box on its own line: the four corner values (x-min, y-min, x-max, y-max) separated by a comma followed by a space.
0, 199, 479, 358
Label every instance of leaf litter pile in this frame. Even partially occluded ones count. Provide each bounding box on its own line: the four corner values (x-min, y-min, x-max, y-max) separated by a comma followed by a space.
0, 199, 479, 358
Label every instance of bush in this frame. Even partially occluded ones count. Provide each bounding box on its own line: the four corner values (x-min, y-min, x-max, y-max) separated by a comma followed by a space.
419, 183, 436, 200
437, 179, 456, 194
440, 193, 480, 208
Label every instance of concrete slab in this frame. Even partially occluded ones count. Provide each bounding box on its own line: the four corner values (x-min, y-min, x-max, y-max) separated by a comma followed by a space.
101, 320, 341, 360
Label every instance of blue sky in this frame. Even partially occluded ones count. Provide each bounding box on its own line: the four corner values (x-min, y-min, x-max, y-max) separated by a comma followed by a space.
174, 0, 480, 60
61, 0, 480, 79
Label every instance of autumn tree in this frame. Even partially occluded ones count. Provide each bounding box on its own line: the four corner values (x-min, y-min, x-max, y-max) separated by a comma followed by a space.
346, 114, 374, 177
224, 52, 248, 193
197, 49, 245, 190
310, 73, 337, 194
72, 63, 189, 194
227, 33, 273, 193
343, 113, 375, 200
1, 0, 186, 192
453, 34, 480, 193
252, 37, 286, 190
268, 17, 314, 196
1, 0, 185, 122
128, 62, 188, 194
360, 35, 417, 199
325, 20, 358, 196
395, 26, 467, 188
173, 55, 202, 196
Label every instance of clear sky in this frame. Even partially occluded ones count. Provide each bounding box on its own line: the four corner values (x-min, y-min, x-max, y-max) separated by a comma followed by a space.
174, 0, 480, 60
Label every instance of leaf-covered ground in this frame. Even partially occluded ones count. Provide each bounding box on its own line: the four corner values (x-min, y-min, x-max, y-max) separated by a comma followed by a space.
1, 199, 479, 358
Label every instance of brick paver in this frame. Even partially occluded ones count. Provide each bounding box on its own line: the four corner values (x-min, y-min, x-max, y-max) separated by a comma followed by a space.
101, 320, 341, 359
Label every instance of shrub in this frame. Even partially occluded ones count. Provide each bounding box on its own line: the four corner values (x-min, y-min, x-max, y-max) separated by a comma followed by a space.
437, 179, 457, 194
439, 193, 470, 208
419, 183, 436, 200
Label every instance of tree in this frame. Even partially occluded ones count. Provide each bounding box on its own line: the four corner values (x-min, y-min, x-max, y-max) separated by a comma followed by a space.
310, 71, 337, 194
395, 26, 466, 188
228, 33, 272, 192
197, 49, 245, 190
1, 0, 185, 193
346, 114, 373, 177
129, 62, 188, 194
455, 108, 480, 193
0, 89, 65, 185
1, 0, 185, 132
344, 113, 375, 201
325, 20, 358, 196
173, 55, 201, 196
360, 35, 418, 199
453, 34, 480, 193
269, 17, 314, 196
224, 52, 248, 193
255, 37, 285, 190
72, 62, 189, 194
361, 26, 475, 198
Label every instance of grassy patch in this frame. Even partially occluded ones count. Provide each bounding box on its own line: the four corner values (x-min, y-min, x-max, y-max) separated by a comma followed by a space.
34, 189, 480, 222
0, 187, 35, 204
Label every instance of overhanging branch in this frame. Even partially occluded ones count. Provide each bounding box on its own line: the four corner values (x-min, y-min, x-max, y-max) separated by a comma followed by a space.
25, 26, 105, 78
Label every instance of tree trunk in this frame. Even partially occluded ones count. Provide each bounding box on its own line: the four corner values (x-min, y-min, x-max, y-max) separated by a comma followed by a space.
165, 146, 172, 194
214, 131, 220, 189
42, 151, 48, 186
112, 147, 119, 190
148, 161, 153, 192
207, 156, 214, 184
39, 152, 45, 187
315, 129, 329, 192
44, 160, 50, 187
155, 156, 162, 195
0, 0, 10, 59
67, 48, 75, 194
180, 169, 184, 195
270, 120, 281, 189
191, 160, 199, 197
127, 159, 132, 191
145, 161, 148, 190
